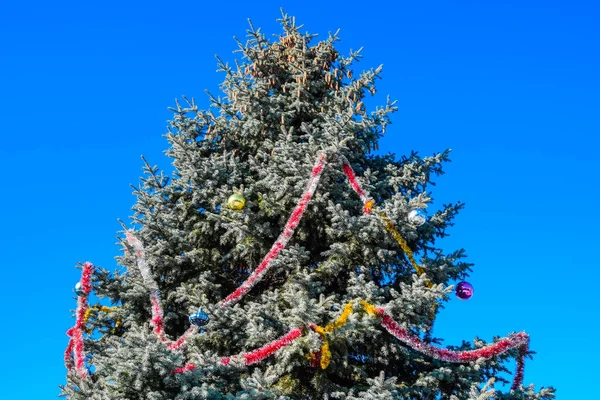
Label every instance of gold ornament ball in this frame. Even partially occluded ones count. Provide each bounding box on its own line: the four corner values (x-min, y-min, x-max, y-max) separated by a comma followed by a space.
227, 193, 246, 211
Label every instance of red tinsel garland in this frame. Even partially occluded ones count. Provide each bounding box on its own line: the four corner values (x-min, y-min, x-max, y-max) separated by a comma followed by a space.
220, 153, 326, 307
170, 306, 528, 390
222, 327, 303, 366
126, 232, 167, 340
127, 232, 200, 348
171, 327, 303, 374
150, 294, 166, 341
65, 261, 93, 378
339, 155, 373, 213
167, 327, 197, 351
63, 328, 74, 371
376, 306, 529, 390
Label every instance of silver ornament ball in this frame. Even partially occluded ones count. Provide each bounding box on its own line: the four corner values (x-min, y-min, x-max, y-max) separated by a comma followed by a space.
408, 209, 427, 227
74, 282, 86, 297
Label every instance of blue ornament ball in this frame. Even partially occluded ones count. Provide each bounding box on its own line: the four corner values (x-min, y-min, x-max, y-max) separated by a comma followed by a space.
408, 209, 427, 227
189, 308, 210, 327
74, 282, 86, 297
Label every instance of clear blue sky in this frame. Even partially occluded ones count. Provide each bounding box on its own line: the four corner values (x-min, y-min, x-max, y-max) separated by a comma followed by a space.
0, 1, 598, 398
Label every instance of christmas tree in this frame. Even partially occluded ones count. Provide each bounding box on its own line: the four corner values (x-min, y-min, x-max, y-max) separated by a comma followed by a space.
61, 11, 555, 399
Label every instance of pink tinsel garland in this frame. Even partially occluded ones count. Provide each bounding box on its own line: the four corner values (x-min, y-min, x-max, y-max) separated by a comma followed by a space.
126, 232, 167, 340
65, 261, 93, 377
172, 327, 303, 374
339, 155, 373, 213
220, 153, 326, 307
170, 307, 528, 390
376, 307, 529, 389
126, 231, 199, 348
64, 328, 74, 371
167, 327, 197, 351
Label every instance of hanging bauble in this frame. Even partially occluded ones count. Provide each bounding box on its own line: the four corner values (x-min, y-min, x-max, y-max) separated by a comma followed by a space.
189, 308, 210, 327
455, 281, 474, 300
74, 282, 86, 297
408, 209, 427, 227
227, 193, 246, 211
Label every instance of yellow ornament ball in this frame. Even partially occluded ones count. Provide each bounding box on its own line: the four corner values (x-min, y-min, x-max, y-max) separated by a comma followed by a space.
227, 193, 246, 211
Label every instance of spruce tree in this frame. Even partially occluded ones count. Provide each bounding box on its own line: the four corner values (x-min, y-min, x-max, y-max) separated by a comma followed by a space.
61, 11, 555, 399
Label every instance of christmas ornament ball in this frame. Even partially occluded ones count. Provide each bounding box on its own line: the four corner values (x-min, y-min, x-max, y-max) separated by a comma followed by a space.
408, 209, 427, 227
455, 281, 474, 300
227, 193, 246, 211
189, 308, 210, 327
74, 282, 86, 297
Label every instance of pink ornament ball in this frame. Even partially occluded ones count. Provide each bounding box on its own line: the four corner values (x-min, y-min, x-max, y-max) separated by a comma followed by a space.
455, 281, 473, 300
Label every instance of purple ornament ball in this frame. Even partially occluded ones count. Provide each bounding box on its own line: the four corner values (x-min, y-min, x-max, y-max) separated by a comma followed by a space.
455, 281, 473, 300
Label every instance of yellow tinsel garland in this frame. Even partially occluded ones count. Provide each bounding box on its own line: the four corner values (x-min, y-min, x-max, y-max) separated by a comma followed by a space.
311, 300, 439, 370
310, 302, 354, 369
83, 305, 121, 334
378, 210, 433, 289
